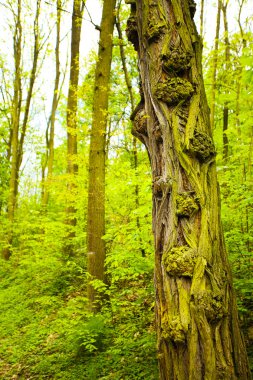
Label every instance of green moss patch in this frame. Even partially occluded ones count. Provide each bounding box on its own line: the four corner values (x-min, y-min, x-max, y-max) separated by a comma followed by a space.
155, 78, 194, 105
146, 20, 166, 41
192, 290, 226, 323
161, 314, 187, 343
188, 130, 216, 162
162, 48, 192, 73
176, 192, 199, 218
162, 246, 196, 277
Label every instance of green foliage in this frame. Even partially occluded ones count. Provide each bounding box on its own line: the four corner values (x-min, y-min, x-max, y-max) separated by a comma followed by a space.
204, 27, 253, 371
0, 1, 252, 378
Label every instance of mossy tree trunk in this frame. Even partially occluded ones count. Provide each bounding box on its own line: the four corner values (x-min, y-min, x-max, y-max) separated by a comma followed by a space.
126, 0, 251, 378
87, 0, 116, 310
64, 0, 84, 255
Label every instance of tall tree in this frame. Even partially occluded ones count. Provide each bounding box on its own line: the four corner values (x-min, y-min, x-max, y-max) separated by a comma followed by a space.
87, 0, 116, 310
3, 0, 41, 259
42, 0, 62, 208
64, 0, 84, 254
221, 0, 231, 161
115, 5, 145, 256
126, 0, 251, 378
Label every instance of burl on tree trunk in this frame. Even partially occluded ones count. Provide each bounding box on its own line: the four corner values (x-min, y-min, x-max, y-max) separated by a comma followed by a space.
126, 0, 251, 379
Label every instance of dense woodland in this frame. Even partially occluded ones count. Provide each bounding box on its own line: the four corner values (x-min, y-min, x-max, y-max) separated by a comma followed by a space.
0, 0, 252, 379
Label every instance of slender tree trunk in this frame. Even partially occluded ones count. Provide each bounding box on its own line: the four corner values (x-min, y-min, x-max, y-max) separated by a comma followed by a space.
235, 72, 241, 138
210, 0, 221, 131
221, 1, 230, 161
64, 0, 84, 255
235, 0, 247, 139
3, 0, 41, 259
42, 0, 62, 208
17, 0, 41, 178
127, 0, 251, 378
116, 9, 145, 256
3, 0, 22, 260
87, 0, 116, 311
237, 0, 246, 48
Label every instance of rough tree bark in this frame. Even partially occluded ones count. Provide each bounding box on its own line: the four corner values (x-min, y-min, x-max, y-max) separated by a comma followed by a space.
126, 0, 251, 378
64, 0, 84, 255
87, 0, 116, 310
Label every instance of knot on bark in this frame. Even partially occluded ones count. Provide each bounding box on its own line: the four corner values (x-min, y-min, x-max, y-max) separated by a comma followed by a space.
153, 124, 163, 143
176, 192, 199, 218
146, 19, 166, 42
187, 130, 216, 162
161, 314, 187, 344
162, 246, 197, 277
145, 1, 166, 42
162, 48, 192, 74
131, 104, 148, 143
189, 0, 196, 18
155, 78, 194, 105
153, 176, 172, 199
192, 291, 226, 323
126, 16, 138, 50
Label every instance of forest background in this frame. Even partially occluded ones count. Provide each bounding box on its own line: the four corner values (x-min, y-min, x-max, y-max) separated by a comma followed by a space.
0, 0, 252, 378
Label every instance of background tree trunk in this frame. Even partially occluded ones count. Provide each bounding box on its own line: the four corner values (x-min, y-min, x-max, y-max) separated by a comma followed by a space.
127, 0, 251, 378
221, 0, 230, 161
200, 0, 204, 38
87, 0, 116, 311
115, 8, 145, 256
42, 0, 62, 209
64, 0, 84, 255
210, 0, 221, 131
3, 0, 22, 260
3, 0, 41, 259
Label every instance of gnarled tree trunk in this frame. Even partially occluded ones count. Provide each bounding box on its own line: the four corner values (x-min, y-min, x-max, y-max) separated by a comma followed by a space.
126, 0, 251, 378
